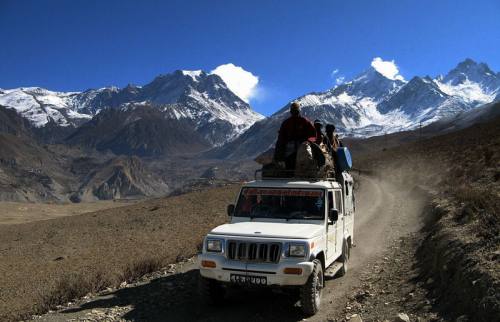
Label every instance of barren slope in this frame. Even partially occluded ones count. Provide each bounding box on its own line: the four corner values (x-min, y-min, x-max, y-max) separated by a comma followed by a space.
0, 185, 239, 321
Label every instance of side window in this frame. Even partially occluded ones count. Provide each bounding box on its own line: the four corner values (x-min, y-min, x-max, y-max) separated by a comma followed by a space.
334, 190, 343, 214
328, 191, 334, 210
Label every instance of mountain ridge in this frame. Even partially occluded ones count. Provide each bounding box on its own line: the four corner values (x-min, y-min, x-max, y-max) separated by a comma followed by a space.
209, 58, 499, 159
0, 70, 264, 146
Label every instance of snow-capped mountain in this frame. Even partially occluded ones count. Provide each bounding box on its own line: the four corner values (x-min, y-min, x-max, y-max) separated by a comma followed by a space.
279, 66, 408, 137
2, 58, 498, 159
139, 70, 264, 144
0, 87, 93, 128
0, 70, 263, 145
211, 58, 500, 159
287, 58, 499, 137
441, 58, 500, 92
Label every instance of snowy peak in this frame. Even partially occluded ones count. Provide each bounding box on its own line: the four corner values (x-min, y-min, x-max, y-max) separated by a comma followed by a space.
181, 70, 203, 80
352, 66, 400, 83
377, 76, 448, 116
337, 66, 406, 102
442, 58, 500, 92
446, 58, 494, 79
141, 69, 242, 107
138, 70, 263, 143
433, 59, 499, 107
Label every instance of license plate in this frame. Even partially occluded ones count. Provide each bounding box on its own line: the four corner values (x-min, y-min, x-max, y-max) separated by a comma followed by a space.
230, 274, 267, 285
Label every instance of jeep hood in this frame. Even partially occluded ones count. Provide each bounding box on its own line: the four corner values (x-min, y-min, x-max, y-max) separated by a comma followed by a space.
209, 221, 324, 239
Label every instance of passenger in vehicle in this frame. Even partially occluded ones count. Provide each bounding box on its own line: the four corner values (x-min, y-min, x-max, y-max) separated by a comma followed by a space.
325, 124, 342, 151
239, 195, 254, 215
274, 102, 316, 170
314, 119, 331, 148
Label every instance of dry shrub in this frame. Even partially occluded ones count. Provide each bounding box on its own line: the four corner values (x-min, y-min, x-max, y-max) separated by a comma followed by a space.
452, 185, 497, 212
35, 258, 163, 316
120, 257, 163, 283
451, 185, 500, 239
36, 270, 113, 314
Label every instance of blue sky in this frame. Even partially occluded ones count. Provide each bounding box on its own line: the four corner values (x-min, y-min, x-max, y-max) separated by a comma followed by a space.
0, 0, 499, 115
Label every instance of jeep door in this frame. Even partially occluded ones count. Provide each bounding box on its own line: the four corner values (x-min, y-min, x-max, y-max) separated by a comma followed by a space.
327, 191, 336, 263
327, 190, 343, 263
334, 189, 344, 257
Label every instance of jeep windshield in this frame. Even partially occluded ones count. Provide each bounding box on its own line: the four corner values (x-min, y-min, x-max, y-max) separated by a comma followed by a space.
234, 188, 325, 220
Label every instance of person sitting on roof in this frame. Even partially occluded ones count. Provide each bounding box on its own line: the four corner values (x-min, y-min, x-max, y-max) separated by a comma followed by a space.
325, 124, 343, 151
314, 119, 332, 149
273, 102, 316, 170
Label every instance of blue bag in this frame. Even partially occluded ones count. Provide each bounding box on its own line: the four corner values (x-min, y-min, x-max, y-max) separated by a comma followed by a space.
336, 147, 352, 172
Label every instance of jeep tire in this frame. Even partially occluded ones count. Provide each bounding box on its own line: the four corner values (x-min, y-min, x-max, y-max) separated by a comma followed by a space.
199, 275, 225, 305
338, 241, 350, 277
300, 259, 324, 316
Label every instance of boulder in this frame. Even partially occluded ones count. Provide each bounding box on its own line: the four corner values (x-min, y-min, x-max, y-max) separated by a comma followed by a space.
350, 314, 363, 322
394, 313, 410, 322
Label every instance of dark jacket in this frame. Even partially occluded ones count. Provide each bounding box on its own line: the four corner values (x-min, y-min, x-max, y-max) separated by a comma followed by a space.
274, 115, 316, 161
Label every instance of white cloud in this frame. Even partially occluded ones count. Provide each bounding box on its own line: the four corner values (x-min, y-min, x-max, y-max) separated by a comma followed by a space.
331, 68, 346, 86
370, 57, 405, 81
210, 63, 259, 103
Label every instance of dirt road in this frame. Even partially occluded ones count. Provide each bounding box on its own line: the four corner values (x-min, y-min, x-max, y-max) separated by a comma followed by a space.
34, 175, 430, 321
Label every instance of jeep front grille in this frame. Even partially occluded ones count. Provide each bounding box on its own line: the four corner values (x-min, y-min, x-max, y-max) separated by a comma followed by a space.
227, 241, 281, 263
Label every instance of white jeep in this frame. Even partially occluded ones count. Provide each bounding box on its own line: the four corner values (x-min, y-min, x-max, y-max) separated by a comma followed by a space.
198, 172, 355, 315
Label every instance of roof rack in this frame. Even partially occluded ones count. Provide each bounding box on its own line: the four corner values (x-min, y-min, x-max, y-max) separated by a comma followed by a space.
254, 169, 338, 182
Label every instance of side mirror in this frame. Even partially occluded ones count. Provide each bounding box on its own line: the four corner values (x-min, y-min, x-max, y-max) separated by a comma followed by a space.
227, 204, 235, 216
329, 209, 339, 222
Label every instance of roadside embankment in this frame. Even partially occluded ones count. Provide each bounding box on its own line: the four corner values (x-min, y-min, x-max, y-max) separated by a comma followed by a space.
356, 116, 500, 321
416, 196, 499, 321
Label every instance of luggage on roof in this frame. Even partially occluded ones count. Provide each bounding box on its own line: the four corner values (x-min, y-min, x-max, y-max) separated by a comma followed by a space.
336, 147, 352, 172
261, 141, 335, 179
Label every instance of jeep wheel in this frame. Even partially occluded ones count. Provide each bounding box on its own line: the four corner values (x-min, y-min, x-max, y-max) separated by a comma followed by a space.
199, 275, 225, 305
337, 241, 350, 277
300, 259, 324, 316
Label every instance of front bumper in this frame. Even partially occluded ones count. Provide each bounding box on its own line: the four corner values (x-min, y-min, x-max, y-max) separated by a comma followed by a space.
199, 253, 314, 286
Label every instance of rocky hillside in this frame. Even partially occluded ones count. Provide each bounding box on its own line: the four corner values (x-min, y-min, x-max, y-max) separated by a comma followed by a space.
0, 135, 169, 202
74, 156, 169, 202
0, 104, 33, 136
0, 105, 170, 202
65, 104, 211, 157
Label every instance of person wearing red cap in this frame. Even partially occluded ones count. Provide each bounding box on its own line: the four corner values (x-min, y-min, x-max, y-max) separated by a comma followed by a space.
273, 102, 316, 171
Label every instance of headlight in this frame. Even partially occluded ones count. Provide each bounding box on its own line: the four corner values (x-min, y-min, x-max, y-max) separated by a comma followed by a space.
206, 239, 223, 252
289, 244, 306, 257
